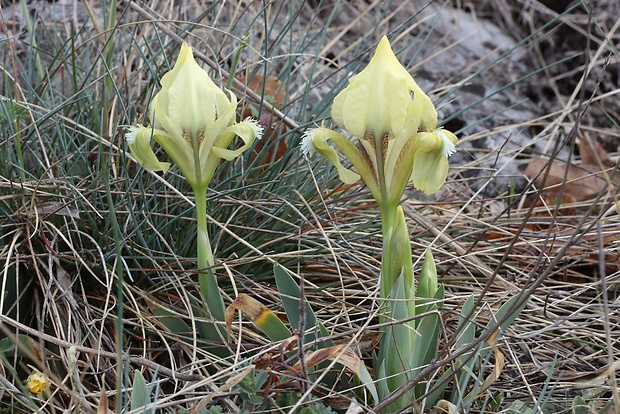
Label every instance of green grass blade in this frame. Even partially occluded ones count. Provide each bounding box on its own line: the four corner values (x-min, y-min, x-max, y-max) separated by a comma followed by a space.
273, 262, 319, 343
456, 295, 476, 350
485, 293, 528, 333
358, 362, 379, 404
151, 308, 192, 335
130, 370, 153, 413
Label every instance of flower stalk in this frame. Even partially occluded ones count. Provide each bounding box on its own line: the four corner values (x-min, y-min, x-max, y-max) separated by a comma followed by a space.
302, 36, 455, 410
194, 185, 225, 322
127, 43, 262, 335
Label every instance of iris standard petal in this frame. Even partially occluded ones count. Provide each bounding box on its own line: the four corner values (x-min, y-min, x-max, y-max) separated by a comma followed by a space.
332, 36, 415, 139
151, 43, 232, 142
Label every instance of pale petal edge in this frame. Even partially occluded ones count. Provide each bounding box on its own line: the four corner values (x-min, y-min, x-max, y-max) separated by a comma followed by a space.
301, 127, 361, 185
211, 118, 263, 161
126, 126, 172, 173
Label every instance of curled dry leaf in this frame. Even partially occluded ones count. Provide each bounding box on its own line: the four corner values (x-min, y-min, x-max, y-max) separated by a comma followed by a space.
473, 330, 505, 399
432, 400, 458, 414
226, 293, 291, 341
525, 138, 618, 202
288, 344, 362, 375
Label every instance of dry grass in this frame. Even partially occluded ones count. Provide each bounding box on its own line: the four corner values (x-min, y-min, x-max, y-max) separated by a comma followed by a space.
0, 0, 618, 412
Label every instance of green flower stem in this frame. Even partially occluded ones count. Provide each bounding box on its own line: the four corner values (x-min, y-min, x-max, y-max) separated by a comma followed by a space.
379, 203, 398, 301
193, 185, 225, 323
377, 123, 398, 299
378, 204, 418, 410
381, 206, 416, 288
380, 203, 413, 304
380, 204, 397, 236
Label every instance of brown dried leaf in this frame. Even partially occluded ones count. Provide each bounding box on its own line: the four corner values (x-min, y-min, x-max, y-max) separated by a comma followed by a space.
238, 74, 285, 106
36, 202, 80, 219
97, 377, 110, 414
525, 154, 608, 201
288, 344, 362, 376
280, 334, 299, 354
472, 331, 505, 399
237, 74, 289, 168
225, 294, 261, 338
579, 137, 613, 168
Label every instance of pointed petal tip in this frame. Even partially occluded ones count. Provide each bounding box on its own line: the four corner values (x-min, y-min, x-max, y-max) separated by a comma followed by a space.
179, 43, 193, 61
377, 35, 392, 52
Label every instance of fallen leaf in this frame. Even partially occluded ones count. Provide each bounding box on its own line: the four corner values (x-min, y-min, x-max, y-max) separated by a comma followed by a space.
238, 73, 286, 107
524, 137, 619, 201
237, 74, 288, 168
226, 294, 291, 341
432, 400, 458, 414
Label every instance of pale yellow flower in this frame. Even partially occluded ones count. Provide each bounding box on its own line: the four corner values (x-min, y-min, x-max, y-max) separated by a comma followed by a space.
302, 36, 457, 204
127, 43, 263, 189
26, 371, 51, 394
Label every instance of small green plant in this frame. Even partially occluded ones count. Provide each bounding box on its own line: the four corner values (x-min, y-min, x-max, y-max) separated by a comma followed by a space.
126, 43, 263, 342
130, 370, 154, 414
302, 36, 457, 411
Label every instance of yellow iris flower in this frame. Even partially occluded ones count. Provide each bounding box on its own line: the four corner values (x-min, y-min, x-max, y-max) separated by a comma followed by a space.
127, 43, 262, 190
302, 36, 457, 206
